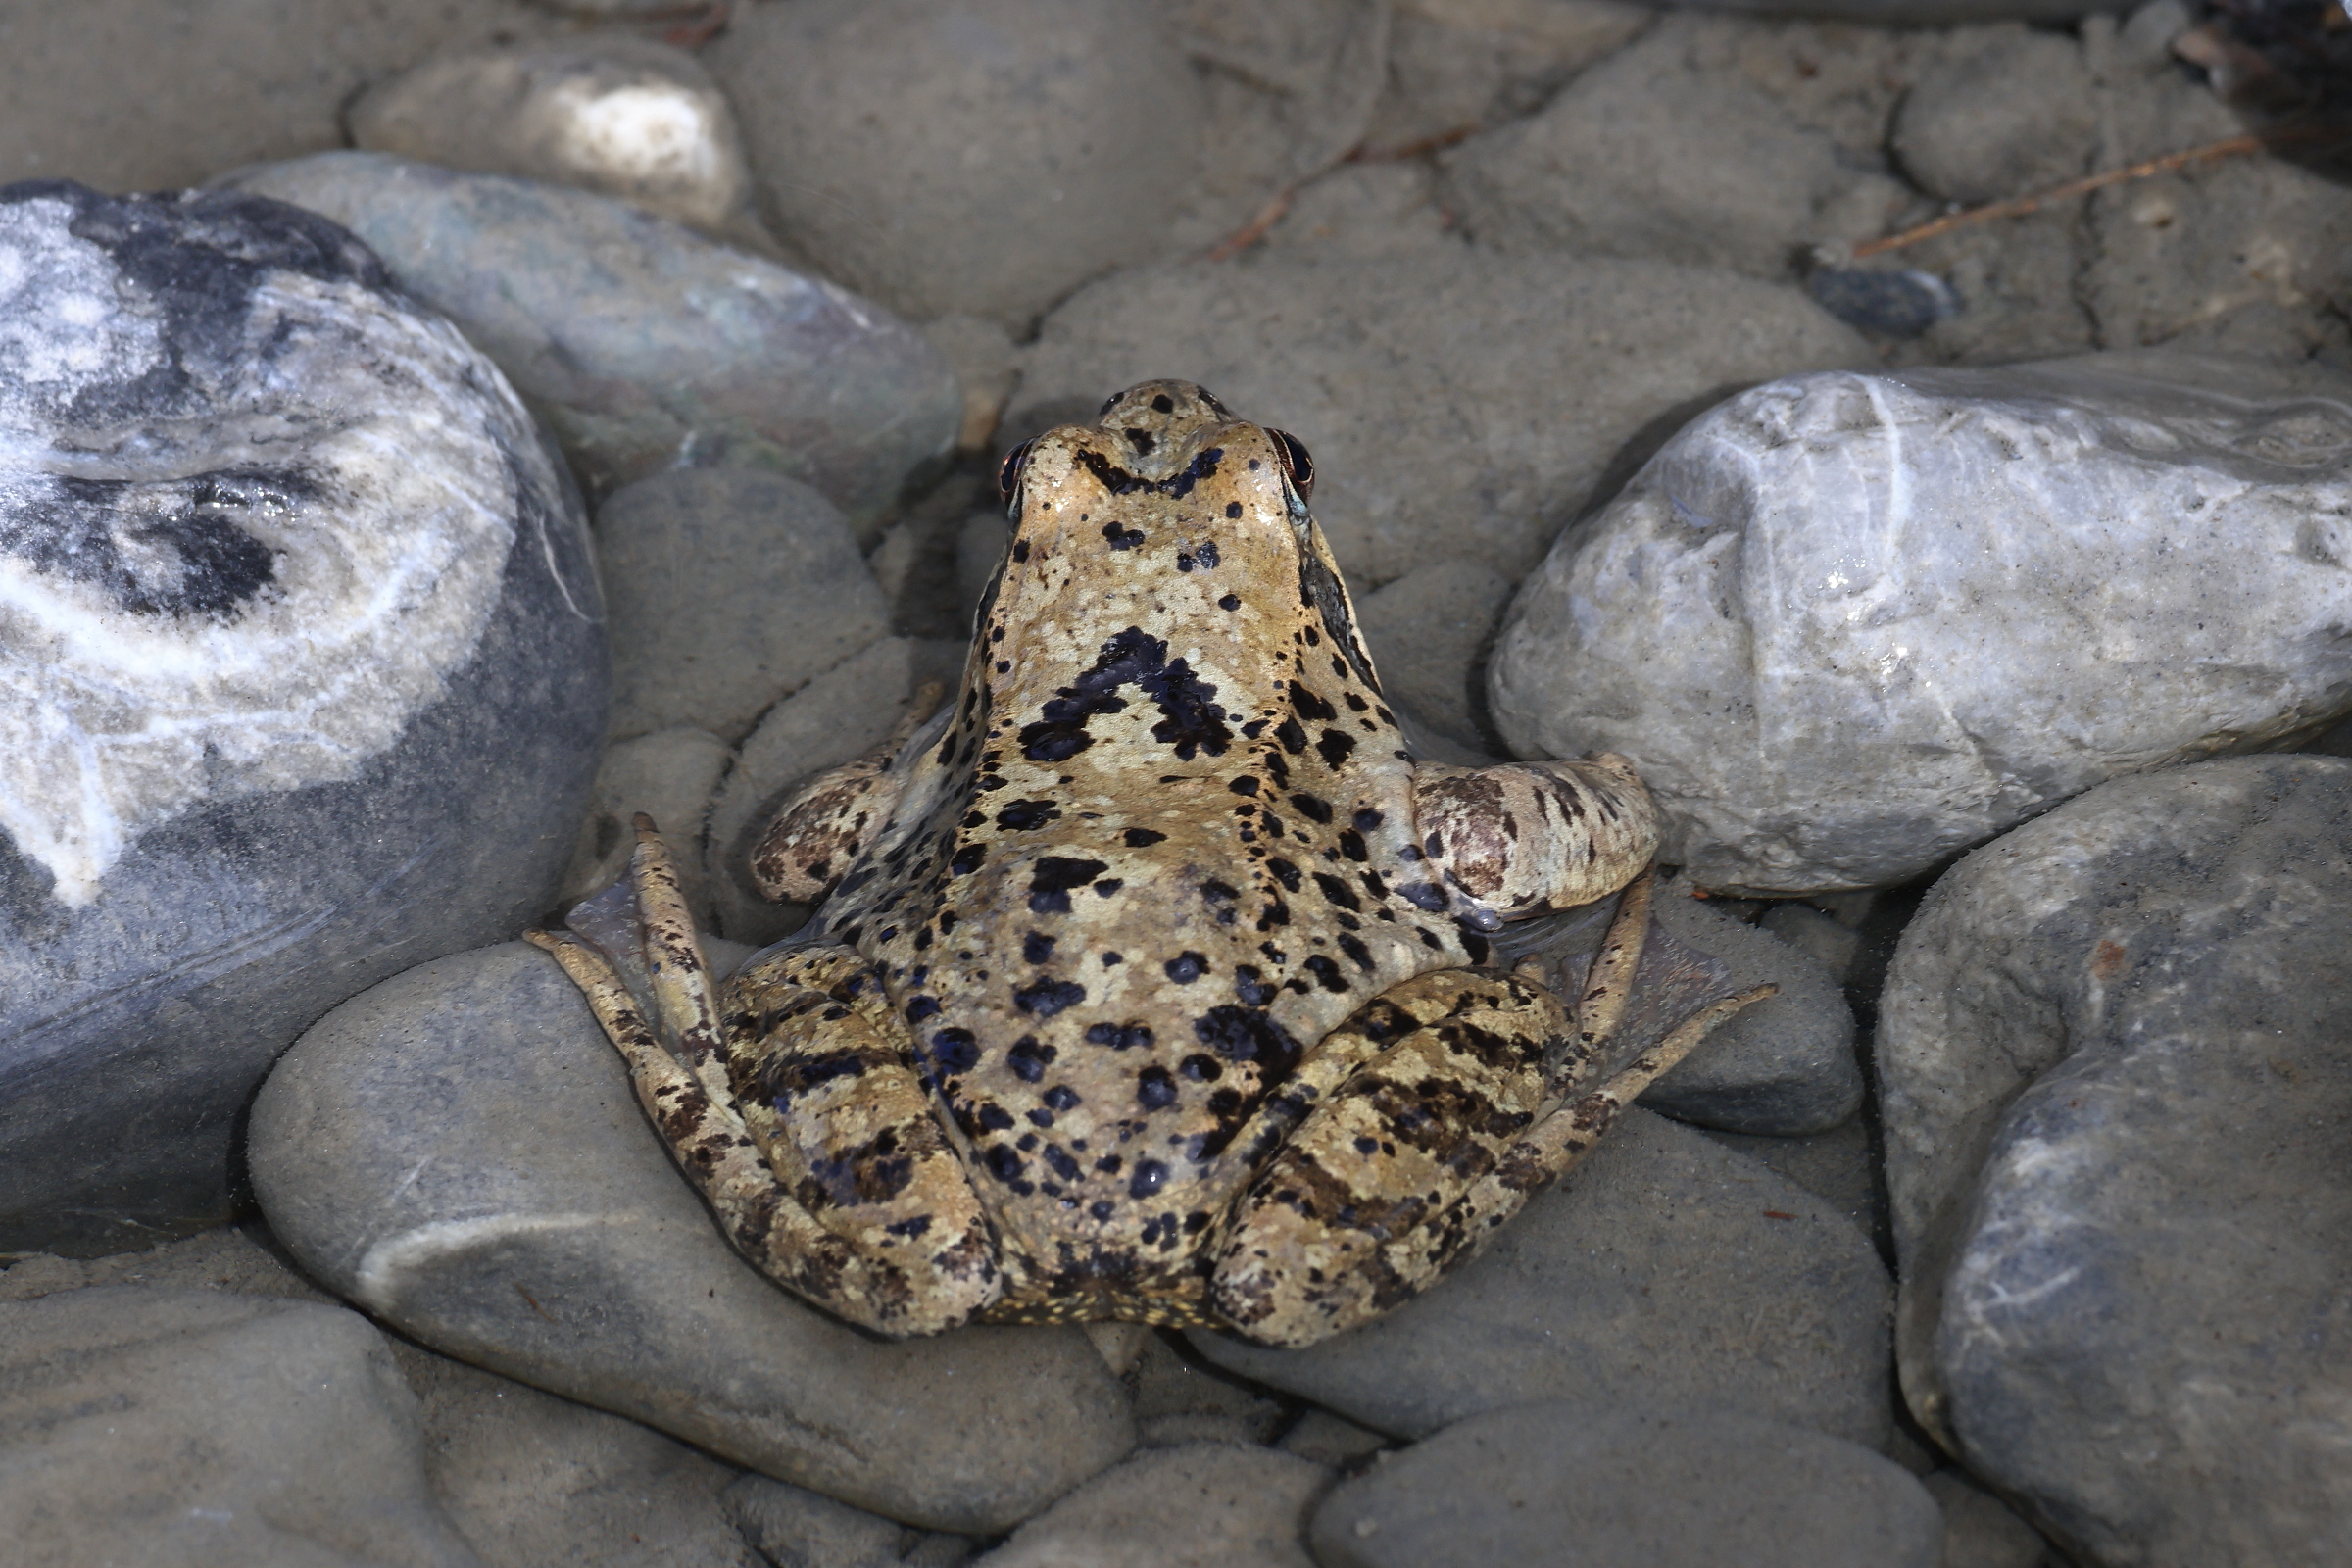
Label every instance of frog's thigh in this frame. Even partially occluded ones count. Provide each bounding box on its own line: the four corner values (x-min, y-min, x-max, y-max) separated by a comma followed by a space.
719, 946, 1004, 1336
1209, 966, 1567, 1348
530, 930, 932, 1336
1414, 753, 1660, 915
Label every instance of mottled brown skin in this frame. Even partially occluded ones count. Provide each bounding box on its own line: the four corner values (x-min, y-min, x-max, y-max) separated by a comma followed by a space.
532, 381, 1767, 1348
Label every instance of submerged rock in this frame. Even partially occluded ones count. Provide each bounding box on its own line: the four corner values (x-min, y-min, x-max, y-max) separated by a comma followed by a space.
219, 152, 959, 527
1493, 350, 2352, 894
1010, 250, 1867, 583
1878, 755, 2352, 1562
0, 181, 605, 1255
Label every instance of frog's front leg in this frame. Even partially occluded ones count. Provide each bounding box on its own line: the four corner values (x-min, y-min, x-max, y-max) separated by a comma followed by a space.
1411, 752, 1659, 919
533, 819, 1001, 1337
748, 681, 946, 903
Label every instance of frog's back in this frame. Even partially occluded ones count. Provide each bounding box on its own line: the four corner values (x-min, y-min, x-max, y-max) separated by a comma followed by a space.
806, 381, 1494, 1312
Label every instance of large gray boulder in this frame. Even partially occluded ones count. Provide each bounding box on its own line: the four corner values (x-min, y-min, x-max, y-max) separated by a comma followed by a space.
1492, 352, 2352, 894
0, 181, 605, 1256
1010, 249, 1867, 583
1878, 755, 2352, 1564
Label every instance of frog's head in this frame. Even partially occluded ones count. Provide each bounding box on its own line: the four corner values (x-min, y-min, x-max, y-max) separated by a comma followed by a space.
981, 380, 1375, 698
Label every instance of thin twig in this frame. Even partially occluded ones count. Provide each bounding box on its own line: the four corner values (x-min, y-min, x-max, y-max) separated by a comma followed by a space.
1205, 189, 1297, 262
1348, 122, 1483, 163
1851, 122, 2346, 259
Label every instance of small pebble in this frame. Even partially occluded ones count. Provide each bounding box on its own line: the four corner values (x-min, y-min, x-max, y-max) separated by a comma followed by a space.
1805, 268, 1963, 337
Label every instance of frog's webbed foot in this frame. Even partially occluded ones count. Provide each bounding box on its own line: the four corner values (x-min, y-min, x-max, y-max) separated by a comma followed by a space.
529, 815, 1002, 1338
748, 679, 948, 904
1208, 871, 1770, 1348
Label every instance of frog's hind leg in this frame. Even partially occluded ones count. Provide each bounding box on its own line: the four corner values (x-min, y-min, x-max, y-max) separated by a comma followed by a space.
1206, 964, 1569, 1348
529, 816, 999, 1337
1209, 876, 1771, 1348
719, 942, 1004, 1335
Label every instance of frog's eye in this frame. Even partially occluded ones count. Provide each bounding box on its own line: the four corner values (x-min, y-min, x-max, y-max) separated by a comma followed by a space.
1268, 429, 1314, 501
997, 440, 1034, 502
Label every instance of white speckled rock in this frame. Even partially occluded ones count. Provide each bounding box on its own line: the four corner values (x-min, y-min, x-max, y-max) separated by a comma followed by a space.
708, 0, 1206, 329
0, 1286, 480, 1567
249, 941, 1135, 1535
1309, 1404, 1942, 1568
0, 181, 605, 1254
1191, 1107, 1892, 1448
217, 153, 959, 525
974, 1442, 1331, 1568
1492, 351, 2352, 895
1009, 250, 1867, 582
1877, 755, 2352, 1563
349, 37, 760, 239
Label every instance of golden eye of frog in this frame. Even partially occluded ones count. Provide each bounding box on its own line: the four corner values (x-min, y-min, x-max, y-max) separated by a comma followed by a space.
530, 381, 1767, 1348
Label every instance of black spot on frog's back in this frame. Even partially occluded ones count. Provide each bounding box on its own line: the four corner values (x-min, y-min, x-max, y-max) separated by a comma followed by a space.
1028, 856, 1109, 913
1017, 625, 1232, 763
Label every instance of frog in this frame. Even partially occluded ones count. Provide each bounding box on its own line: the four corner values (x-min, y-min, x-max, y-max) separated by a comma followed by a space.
528, 380, 1768, 1348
